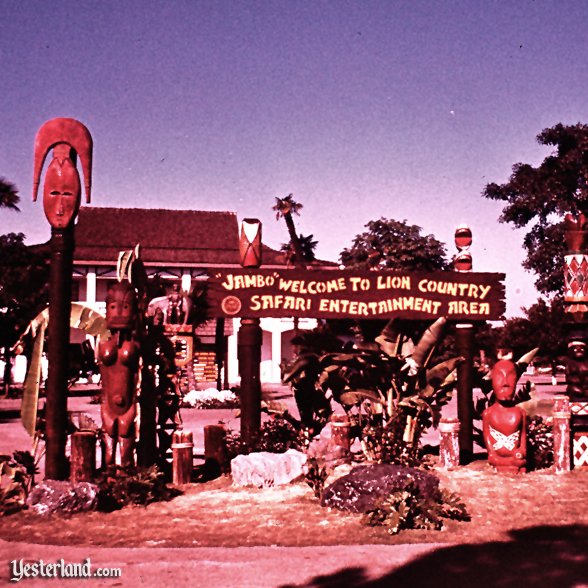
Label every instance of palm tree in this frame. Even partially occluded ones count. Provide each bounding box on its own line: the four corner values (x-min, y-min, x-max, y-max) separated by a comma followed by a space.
280, 233, 318, 267
273, 194, 306, 268
0, 178, 20, 211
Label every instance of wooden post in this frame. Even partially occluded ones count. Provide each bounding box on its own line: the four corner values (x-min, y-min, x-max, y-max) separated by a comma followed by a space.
45, 227, 75, 480
204, 424, 228, 471
454, 225, 475, 464
330, 414, 351, 457
70, 431, 96, 484
553, 395, 571, 473
172, 430, 194, 485
439, 417, 460, 469
238, 219, 263, 446
455, 324, 475, 463
238, 319, 262, 445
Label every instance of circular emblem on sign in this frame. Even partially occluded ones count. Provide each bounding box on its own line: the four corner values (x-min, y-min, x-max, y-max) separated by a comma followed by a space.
221, 295, 242, 316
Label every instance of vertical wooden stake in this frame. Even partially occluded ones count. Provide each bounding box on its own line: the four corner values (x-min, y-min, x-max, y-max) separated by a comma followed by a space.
45, 228, 75, 480
439, 417, 460, 469
70, 431, 96, 484
204, 424, 228, 471
172, 430, 194, 485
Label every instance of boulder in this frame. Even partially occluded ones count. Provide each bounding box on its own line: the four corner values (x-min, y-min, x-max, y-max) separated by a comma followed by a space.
321, 464, 440, 513
231, 449, 307, 488
26, 480, 98, 515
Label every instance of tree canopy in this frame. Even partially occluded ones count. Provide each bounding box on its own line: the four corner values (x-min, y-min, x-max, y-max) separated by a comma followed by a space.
339, 218, 450, 271
0, 232, 49, 351
273, 194, 307, 267
492, 298, 567, 363
0, 177, 20, 211
483, 122, 588, 295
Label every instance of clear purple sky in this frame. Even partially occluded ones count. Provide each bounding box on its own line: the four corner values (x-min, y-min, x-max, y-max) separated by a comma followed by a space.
2, 1, 588, 317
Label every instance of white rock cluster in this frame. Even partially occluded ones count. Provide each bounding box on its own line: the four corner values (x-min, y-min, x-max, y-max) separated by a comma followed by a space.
231, 449, 307, 488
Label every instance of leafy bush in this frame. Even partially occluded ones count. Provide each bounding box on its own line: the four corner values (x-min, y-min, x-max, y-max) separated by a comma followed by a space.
95, 465, 182, 512
182, 388, 240, 409
362, 480, 470, 535
305, 457, 329, 499
225, 415, 303, 460
0, 451, 38, 516
527, 416, 554, 470
283, 319, 460, 466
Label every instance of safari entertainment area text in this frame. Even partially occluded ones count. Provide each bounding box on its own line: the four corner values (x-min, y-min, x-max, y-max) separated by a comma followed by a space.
209, 269, 506, 320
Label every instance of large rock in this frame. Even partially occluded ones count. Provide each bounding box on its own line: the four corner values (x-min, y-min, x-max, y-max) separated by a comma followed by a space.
26, 480, 98, 515
321, 464, 440, 513
231, 449, 307, 488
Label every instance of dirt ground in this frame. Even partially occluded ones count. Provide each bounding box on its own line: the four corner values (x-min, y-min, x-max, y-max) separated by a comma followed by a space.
1, 460, 587, 549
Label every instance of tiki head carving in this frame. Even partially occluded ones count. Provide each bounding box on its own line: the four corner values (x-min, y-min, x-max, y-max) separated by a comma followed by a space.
105, 282, 137, 331
33, 118, 92, 229
491, 359, 518, 403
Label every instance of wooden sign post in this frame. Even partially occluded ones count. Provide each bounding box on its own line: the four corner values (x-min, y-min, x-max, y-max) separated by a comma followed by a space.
237, 219, 263, 446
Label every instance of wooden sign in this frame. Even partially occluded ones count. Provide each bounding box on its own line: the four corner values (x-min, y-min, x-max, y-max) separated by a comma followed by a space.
208, 269, 506, 321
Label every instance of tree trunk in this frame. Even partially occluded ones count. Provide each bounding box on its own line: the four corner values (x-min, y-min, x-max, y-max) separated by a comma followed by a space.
284, 213, 306, 269
2, 350, 12, 396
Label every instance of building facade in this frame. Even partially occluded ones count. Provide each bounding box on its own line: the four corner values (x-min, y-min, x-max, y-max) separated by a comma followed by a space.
71, 207, 325, 386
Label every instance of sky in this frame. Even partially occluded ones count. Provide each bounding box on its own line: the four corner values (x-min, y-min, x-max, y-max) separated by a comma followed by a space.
2, 0, 588, 317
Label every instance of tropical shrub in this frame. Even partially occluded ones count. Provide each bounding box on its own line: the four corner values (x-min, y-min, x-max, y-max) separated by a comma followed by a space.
362, 480, 470, 534
0, 451, 38, 515
283, 318, 461, 466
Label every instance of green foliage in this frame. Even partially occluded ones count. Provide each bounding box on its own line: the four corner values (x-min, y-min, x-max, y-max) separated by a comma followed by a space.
0, 451, 37, 516
362, 481, 470, 535
0, 233, 49, 350
339, 218, 450, 271
305, 457, 329, 500
95, 465, 181, 512
494, 298, 567, 364
281, 233, 318, 264
0, 177, 20, 211
283, 318, 460, 466
482, 122, 588, 295
273, 194, 309, 268
224, 415, 303, 460
526, 416, 554, 470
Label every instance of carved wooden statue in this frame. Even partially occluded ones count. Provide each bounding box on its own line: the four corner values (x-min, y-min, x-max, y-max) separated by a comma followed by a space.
98, 282, 140, 467
147, 285, 192, 327
483, 359, 527, 473
566, 337, 588, 400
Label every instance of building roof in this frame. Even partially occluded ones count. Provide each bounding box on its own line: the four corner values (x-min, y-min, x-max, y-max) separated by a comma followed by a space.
73, 207, 289, 267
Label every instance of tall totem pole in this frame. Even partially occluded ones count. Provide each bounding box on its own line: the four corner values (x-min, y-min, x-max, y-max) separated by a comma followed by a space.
563, 213, 588, 467
238, 219, 263, 445
33, 118, 93, 480
454, 225, 475, 464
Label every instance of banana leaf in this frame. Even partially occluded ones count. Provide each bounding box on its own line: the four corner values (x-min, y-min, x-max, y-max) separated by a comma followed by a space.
339, 388, 383, 406
21, 315, 47, 437
19, 304, 108, 438
409, 317, 447, 367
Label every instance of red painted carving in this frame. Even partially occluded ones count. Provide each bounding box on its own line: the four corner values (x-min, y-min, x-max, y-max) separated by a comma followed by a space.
32, 118, 93, 229
98, 282, 140, 467
482, 359, 527, 473
239, 218, 262, 268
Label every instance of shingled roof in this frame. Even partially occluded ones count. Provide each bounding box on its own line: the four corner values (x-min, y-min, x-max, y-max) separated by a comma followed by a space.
73, 207, 288, 266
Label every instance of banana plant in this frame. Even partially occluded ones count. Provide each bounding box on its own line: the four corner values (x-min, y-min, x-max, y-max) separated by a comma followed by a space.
282, 318, 462, 463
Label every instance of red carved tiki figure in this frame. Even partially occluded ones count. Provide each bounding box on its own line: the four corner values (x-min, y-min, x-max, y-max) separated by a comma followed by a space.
483, 359, 527, 473
33, 117, 93, 228
98, 282, 141, 467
